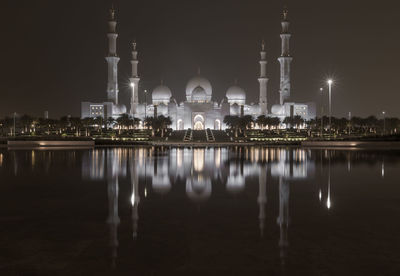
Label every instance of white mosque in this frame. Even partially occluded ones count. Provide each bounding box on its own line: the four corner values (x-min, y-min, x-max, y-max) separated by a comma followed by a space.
81, 7, 316, 130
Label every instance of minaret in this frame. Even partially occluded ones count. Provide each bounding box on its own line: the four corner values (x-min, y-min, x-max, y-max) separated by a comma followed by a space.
258, 40, 268, 115
278, 8, 293, 105
105, 6, 120, 105
130, 41, 140, 115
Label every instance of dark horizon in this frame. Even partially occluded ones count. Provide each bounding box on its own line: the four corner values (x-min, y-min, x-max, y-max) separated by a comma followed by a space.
1, 0, 399, 118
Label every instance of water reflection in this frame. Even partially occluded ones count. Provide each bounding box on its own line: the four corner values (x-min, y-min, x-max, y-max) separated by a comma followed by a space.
76, 146, 400, 267
84, 147, 320, 266
1, 147, 399, 272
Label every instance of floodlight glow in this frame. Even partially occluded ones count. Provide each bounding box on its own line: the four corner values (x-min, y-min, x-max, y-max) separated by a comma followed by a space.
327, 79, 333, 85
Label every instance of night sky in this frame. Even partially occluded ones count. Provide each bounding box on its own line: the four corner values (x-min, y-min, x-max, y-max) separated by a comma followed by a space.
1, 0, 399, 118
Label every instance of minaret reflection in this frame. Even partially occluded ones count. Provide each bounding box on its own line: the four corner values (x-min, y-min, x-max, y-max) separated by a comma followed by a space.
129, 150, 140, 240
277, 176, 289, 264
270, 148, 314, 265
106, 150, 120, 268
258, 167, 267, 237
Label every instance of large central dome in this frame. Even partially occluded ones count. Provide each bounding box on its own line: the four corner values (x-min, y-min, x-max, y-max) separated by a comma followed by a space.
191, 86, 207, 102
186, 76, 212, 102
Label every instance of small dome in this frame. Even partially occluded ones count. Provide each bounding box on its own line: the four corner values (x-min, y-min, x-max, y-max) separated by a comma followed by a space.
271, 104, 284, 115
152, 85, 172, 103
191, 86, 207, 102
226, 86, 246, 105
226, 86, 246, 100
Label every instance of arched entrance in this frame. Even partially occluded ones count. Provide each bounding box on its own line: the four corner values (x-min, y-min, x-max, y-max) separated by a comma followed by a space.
214, 119, 221, 130
194, 121, 204, 130
193, 114, 205, 130
177, 119, 183, 130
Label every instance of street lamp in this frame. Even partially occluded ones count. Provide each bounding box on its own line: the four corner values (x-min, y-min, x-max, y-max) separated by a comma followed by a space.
327, 79, 333, 139
382, 111, 386, 135
348, 111, 352, 136
319, 87, 324, 138
13, 112, 16, 137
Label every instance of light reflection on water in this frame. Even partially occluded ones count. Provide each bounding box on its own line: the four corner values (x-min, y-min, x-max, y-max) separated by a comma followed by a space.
79, 147, 394, 267
80, 147, 316, 266
1, 147, 399, 272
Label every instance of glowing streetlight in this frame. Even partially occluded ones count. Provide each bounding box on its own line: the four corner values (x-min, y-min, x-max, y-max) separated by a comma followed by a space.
319, 87, 324, 138
327, 79, 333, 139
382, 111, 386, 135
144, 89, 148, 118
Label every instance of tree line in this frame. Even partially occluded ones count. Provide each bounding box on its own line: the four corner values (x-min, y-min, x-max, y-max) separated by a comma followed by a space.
1, 113, 398, 138
223, 115, 400, 137
0, 114, 172, 137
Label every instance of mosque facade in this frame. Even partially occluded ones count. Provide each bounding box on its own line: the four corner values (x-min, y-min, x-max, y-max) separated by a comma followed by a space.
81, 7, 316, 130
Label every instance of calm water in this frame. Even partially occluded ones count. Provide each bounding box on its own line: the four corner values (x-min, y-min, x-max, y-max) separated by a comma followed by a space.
0, 147, 399, 275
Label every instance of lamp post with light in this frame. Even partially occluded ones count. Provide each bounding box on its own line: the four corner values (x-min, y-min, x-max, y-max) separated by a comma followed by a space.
327, 79, 333, 139
382, 111, 386, 135
319, 87, 324, 138
144, 89, 148, 129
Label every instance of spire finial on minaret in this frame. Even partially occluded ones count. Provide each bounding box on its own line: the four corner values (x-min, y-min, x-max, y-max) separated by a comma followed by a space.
110, 4, 115, 20
262, 39, 265, 51
283, 6, 288, 20
197, 67, 201, 75
132, 40, 137, 51
234, 78, 238, 85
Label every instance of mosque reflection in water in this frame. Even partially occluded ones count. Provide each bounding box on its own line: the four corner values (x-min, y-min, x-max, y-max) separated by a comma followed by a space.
81, 147, 332, 266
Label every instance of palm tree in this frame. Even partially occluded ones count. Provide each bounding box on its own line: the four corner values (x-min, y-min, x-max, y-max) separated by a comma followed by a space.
82, 117, 94, 136
106, 117, 115, 129
70, 117, 82, 136
1, 116, 13, 136
385, 117, 400, 134
224, 115, 240, 137
20, 114, 34, 134
59, 116, 70, 134
158, 115, 172, 137
270, 117, 281, 130
93, 116, 103, 133
283, 116, 294, 128
239, 115, 254, 135
256, 115, 266, 129
131, 117, 141, 129
283, 116, 304, 129
144, 117, 155, 136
